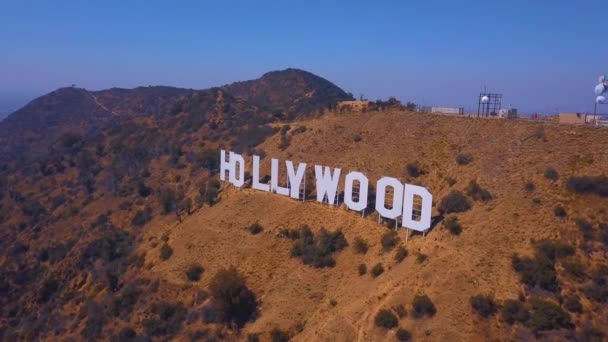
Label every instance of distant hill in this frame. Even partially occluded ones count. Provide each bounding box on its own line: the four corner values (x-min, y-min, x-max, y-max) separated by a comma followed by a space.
224, 68, 354, 119
0, 69, 351, 164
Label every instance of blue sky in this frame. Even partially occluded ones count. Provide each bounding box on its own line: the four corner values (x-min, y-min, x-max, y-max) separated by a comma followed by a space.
1, 0, 606, 118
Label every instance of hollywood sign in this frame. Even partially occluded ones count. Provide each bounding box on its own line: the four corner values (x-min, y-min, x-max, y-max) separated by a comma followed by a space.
219, 150, 433, 232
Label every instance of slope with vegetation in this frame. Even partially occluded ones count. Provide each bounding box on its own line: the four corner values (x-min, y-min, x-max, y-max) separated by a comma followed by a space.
1, 70, 608, 341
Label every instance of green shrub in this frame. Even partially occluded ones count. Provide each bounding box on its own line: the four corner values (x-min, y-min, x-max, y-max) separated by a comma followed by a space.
554, 206, 567, 217
412, 294, 436, 318
291, 226, 347, 268
582, 284, 608, 303
270, 328, 290, 342
438, 191, 471, 214
501, 299, 529, 324
131, 207, 152, 226
209, 267, 258, 327
534, 240, 575, 261
527, 297, 572, 332
511, 254, 558, 292
248, 222, 263, 235
381, 230, 400, 251
353, 237, 368, 254
455, 152, 472, 165
470, 294, 498, 318
575, 218, 594, 240
416, 253, 428, 264
396, 328, 412, 341
466, 180, 492, 202
544, 167, 559, 181
443, 216, 462, 235
374, 309, 398, 329
109, 284, 141, 318
563, 295, 582, 313
370, 263, 384, 278
562, 259, 586, 280
525, 182, 535, 192
186, 264, 204, 281
406, 163, 424, 178
566, 176, 608, 197
117, 327, 137, 342
394, 246, 408, 263
142, 302, 187, 337
358, 263, 367, 276
160, 243, 173, 261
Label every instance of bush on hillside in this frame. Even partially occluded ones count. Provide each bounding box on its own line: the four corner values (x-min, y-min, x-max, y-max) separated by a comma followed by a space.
438, 191, 471, 214
527, 297, 572, 332
142, 302, 188, 337
511, 254, 558, 292
470, 294, 498, 318
131, 207, 152, 226
554, 205, 567, 217
209, 267, 258, 327
455, 152, 472, 165
248, 222, 263, 235
525, 182, 536, 192
412, 294, 436, 318
186, 264, 204, 281
396, 328, 412, 341
353, 237, 368, 254
394, 246, 408, 263
534, 240, 575, 262
501, 299, 529, 324
443, 216, 462, 235
466, 180, 492, 202
563, 295, 582, 313
108, 284, 142, 318
544, 167, 559, 181
575, 218, 594, 240
566, 176, 608, 197
159, 243, 173, 261
358, 263, 367, 276
562, 259, 586, 280
406, 162, 424, 178
381, 230, 400, 251
270, 328, 290, 342
374, 309, 398, 329
291, 226, 347, 268
370, 263, 384, 278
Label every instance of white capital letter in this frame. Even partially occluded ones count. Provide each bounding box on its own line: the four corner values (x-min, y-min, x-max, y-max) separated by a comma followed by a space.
286, 160, 306, 199
315, 165, 341, 204
252, 155, 270, 192
344, 171, 368, 211
271, 158, 290, 196
375, 177, 404, 219
220, 149, 231, 181
402, 184, 433, 232
229, 152, 245, 187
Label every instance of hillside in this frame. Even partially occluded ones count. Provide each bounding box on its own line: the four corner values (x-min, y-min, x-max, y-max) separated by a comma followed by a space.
0, 69, 349, 165
1, 80, 608, 340
147, 112, 608, 341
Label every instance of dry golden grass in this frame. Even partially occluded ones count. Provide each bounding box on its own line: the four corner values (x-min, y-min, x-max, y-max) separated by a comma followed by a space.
139, 111, 608, 341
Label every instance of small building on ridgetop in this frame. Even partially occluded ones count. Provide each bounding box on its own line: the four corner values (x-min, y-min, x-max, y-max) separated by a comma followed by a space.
337, 100, 370, 112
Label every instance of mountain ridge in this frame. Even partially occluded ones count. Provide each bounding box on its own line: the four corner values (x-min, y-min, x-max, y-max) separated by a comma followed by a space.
0, 68, 352, 164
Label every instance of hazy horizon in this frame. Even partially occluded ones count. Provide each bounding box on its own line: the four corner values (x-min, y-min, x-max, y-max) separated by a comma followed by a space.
2, 1, 607, 118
